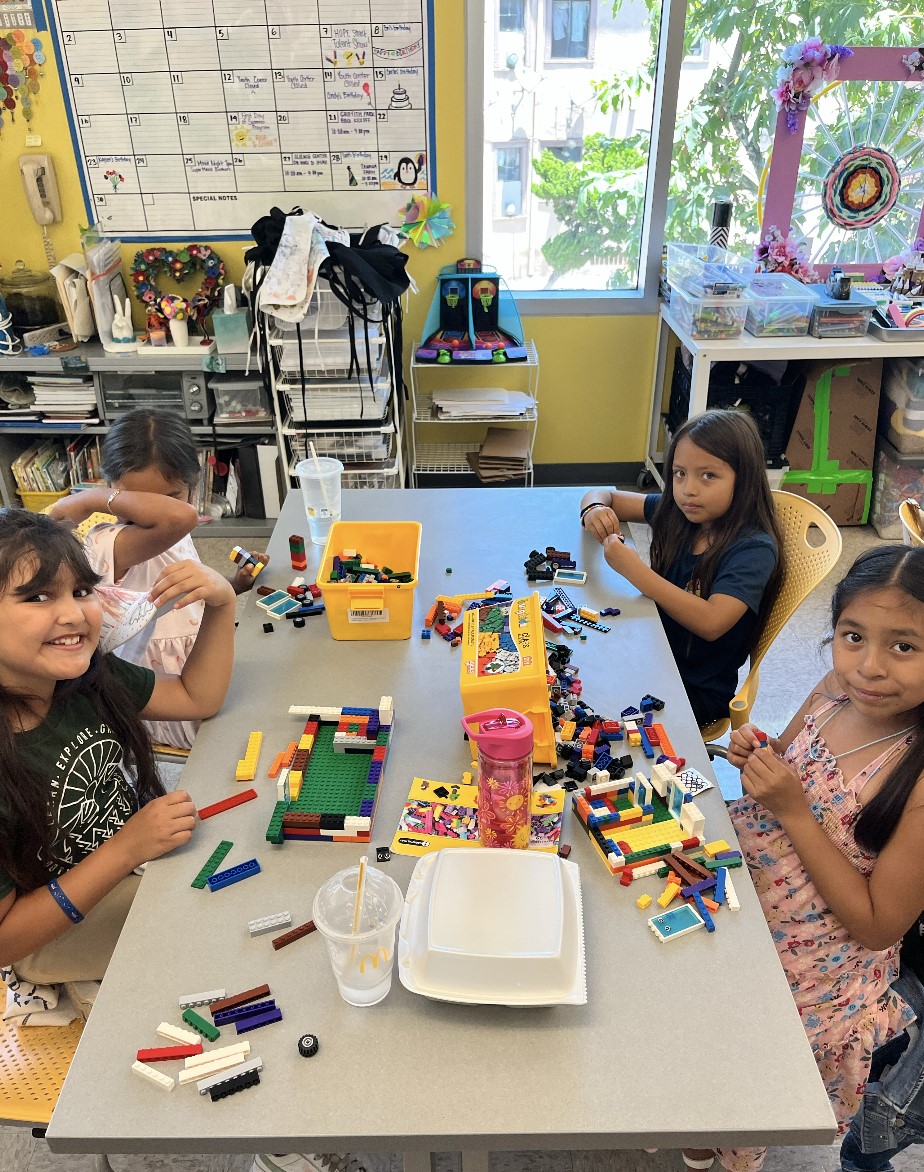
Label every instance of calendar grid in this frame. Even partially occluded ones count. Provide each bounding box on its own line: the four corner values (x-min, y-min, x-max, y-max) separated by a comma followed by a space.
47, 0, 434, 238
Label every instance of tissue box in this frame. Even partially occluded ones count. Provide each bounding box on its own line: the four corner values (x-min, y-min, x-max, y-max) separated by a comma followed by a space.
212, 308, 252, 355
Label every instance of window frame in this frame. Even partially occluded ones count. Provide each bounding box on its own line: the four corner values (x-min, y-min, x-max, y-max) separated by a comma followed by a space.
545, 0, 596, 63
494, 142, 529, 219
499, 0, 527, 33
465, 0, 688, 316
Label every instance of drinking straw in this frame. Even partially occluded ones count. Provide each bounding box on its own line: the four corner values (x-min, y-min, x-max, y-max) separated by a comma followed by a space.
308, 439, 334, 516
352, 855, 368, 936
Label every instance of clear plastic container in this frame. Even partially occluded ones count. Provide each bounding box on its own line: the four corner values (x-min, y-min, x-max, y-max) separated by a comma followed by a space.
670, 281, 750, 340
665, 243, 753, 298
806, 285, 875, 338
744, 273, 816, 337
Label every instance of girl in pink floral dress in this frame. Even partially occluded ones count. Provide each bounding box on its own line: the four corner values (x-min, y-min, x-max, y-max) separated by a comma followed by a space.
686, 544, 924, 1172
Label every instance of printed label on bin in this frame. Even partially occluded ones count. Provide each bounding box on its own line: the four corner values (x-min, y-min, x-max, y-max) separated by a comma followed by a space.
349, 608, 389, 623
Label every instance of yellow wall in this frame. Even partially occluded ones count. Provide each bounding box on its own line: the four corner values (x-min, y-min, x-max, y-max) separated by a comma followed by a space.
0, 5, 656, 468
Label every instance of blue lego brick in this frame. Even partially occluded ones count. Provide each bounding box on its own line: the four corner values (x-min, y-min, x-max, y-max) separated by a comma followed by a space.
643, 712, 653, 726
643, 803, 654, 815
593, 750, 613, 771
342, 706, 376, 717
206, 858, 261, 892
692, 891, 716, 932
621, 706, 640, 718
715, 867, 727, 905
212, 999, 277, 1026
235, 1007, 283, 1034
638, 728, 655, 758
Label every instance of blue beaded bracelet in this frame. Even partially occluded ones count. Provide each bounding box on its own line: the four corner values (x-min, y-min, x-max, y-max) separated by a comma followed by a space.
47, 877, 84, 924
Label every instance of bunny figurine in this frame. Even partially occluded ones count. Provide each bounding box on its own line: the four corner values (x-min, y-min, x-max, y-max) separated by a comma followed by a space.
111, 294, 134, 345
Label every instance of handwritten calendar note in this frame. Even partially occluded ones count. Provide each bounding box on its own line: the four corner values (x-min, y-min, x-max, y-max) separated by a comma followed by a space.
46, 0, 434, 239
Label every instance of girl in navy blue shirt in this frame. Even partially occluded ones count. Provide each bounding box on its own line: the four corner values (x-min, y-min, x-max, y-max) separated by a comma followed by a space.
581, 409, 785, 727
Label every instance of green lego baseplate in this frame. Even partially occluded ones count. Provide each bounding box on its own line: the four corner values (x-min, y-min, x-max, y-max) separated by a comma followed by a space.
265, 718, 389, 845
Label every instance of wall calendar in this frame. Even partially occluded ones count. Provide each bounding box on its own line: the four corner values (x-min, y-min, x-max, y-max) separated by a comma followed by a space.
45, 0, 435, 239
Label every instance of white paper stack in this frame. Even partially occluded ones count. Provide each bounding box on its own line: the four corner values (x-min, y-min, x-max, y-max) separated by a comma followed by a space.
431, 387, 535, 419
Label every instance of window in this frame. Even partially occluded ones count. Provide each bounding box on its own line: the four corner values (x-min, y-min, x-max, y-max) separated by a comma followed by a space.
469, 0, 921, 310
549, 1, 592, 60
499, 0, 525, 32
496, 145, 526, 216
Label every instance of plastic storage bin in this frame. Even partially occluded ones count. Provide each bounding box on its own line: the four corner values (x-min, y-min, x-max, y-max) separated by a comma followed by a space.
209, 375, 271, 422
879, 358, 924, 454
665, 243, 752, 298
319, 520, 420, 640
744, 273, 816, 337
19, 488, 70, 512
807, 285, 875, 338
669, 282, 751, 340
871, 434, 924, 539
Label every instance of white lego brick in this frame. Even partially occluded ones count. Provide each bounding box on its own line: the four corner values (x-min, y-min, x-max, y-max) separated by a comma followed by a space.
679, 799, 706, 839
184, 1040, 251, 1069
197, 1056, 264, 1095
277, 767, 290, 802
156, 1021, 201, 1046
248, 911, 292, 937
378, 695, 393, 724
178, 1053, 245, 1085
178, 989, 225, 1009
132, 1059, 175, 1092
629, 860, 665, 880
724, 870, 740, 911
288, 706, 343, 719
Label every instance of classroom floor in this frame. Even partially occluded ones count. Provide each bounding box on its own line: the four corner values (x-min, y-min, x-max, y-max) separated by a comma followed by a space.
4, 525, 921, 1172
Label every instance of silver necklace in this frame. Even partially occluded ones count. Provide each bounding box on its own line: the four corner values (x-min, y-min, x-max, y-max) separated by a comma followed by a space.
820, 702, 917, 758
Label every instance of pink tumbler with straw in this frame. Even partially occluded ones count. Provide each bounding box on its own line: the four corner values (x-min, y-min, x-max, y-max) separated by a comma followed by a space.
461, 709, 534, 849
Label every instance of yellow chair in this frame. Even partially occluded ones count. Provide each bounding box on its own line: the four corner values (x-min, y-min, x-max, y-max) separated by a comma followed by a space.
701, 489, 843, 755
0, 995, 113, 1170
899, 498, 924, 547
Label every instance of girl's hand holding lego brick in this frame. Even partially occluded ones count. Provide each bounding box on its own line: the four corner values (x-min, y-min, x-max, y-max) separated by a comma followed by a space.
727, 724, 783, 769
148, 560, 236, 611
115, 790, 197, 869
582, 504, 622, 543
601, 532, 640, 576
231, 550, 270, 595
741, 746, 807, 822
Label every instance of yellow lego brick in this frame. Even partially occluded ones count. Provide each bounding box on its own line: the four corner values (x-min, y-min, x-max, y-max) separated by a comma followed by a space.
704, 839, 731, 857
601, 821, 679, 854
289, 770, 302, 789
298, 734, 312, 750
578, 607, 599, 622
628, 731, 642, 746
636, 894, 653, 910
657, 882, 680, 908
289, 777, 301, 800
561, 721, 577, 741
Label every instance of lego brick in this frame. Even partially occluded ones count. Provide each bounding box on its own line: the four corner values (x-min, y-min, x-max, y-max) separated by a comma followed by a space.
235, 1007, 283, 1034
198, 789, 258, 820
182, 1009, 221, 1042
271, 918, 318, 950
236, 731, 263, 782
248, 911, 292, 937
213, 999, 277, 1027
724, 869, 741, 911
657, 882, 680, 909
132, 1059, 175, 1092
156, 1021, 202, 1046
177, 1054, 245, 1086
691, 890, 716, 932
206, 858, 261, 892
191, 840, 234, 889
704, 839, 732, 857
636, 894, 653, 909
648, 903, 705, 942
198, 1056, 264, 1097
183, 1040, 250, 1069
179, 989, 225, 1010
208, 984, 271, 1016
714, 867, 727, 906
136, 1042, 202, 1063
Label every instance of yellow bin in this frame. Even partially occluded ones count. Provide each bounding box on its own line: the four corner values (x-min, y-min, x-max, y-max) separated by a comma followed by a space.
319, 520, 421, 640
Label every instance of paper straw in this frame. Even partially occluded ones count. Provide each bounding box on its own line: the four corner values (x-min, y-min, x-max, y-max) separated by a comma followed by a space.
351, 855, 368, 936
309, 439, 334, 516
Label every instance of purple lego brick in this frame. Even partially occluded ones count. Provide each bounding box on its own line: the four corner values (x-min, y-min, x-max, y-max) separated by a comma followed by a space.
235, 1007, 283, 1034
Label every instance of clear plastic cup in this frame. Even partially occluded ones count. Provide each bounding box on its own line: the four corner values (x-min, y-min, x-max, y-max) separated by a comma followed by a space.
295, 457, 343, 545
312, 864, 404, 1006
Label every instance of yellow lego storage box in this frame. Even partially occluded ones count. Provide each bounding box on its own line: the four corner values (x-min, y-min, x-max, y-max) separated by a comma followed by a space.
460, 592, 556, 765
319, 521, 421, 640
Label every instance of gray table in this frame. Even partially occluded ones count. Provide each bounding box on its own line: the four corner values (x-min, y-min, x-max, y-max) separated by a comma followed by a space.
47, 488, 836, 1165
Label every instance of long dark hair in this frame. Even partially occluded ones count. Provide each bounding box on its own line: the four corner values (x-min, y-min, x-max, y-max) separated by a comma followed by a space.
101, 408, 199, 490
0, 510, 162, 893
833, 545, 924, 854
650, 409, 785, 652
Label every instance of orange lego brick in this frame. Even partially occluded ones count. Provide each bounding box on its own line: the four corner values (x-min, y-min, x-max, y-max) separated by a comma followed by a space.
268, 752, 285, 779
650, 724, 675, 756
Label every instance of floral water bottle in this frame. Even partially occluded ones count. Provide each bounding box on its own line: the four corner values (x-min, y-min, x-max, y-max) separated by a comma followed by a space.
461, 709, 533, 849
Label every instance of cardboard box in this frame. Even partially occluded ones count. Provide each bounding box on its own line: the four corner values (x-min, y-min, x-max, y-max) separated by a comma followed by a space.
782, 358, 882, 524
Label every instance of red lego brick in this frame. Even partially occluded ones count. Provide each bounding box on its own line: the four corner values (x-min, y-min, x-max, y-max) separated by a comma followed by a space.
136, 1043, 202, 1062
198, 789, 258, 820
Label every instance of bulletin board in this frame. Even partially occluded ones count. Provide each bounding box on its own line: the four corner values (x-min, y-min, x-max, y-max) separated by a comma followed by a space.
43, 0, 435, 240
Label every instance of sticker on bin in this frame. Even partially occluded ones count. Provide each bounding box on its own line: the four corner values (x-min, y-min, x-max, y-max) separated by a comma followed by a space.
349, 608, 390, 624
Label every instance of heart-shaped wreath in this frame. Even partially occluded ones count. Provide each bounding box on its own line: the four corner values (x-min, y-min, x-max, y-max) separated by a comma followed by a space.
130, 244, 225, 326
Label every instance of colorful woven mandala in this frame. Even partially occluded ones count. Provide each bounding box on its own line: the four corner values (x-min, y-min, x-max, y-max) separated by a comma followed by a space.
822, 147, 902, 231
